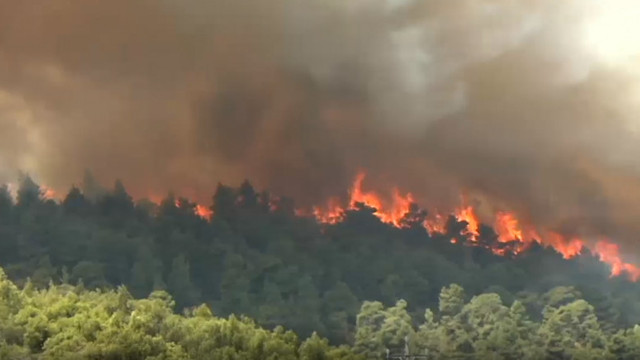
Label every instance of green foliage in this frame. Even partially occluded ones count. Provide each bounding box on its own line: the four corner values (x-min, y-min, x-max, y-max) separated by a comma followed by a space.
354, 286, 631, 360
166, 254, 200, 309
353, 300, 414, 358
2, 176, 640, 358
538, 299, 608, 359
0, 268, 353, 359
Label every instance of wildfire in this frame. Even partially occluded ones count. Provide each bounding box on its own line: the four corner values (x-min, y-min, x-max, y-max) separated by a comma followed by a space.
310, 172, 640, 281
10, 172, 640, 281
195, 204, 213, 220
495, 212, 523, 243
594, 241, 640, 281
349, 173, 415, 227
4, 182, 56, 200
171, 198, 213, 219
424, 214, 446, 234
544, 232, 584, 260
42, 185, 57, 200
310, 172, 415, 227
455, 205, 480, 240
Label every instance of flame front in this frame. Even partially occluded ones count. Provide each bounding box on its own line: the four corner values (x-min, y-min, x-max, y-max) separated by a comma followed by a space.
495, 212, 523, 243
594, 241, 640, 281
311, 172, 415, 227
311, 172, 640, 281
455, 205, 480, 240
25, 172, 640, 282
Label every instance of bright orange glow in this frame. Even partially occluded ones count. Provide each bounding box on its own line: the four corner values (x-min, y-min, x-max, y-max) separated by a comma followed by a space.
307, 171, 640, 281
424, 214, 446, 234
148, 195, 213, 220
312, 172, 415, 227
454, 205, 479, 240
495, 212, 523, 242
148, 195, 164, 205
42, 186, 57, 200
594, 241, 640, 281
195, 204, 213, 220
313, 197, 344, 224
22, 172, 640, 282
544, 232, 584, 259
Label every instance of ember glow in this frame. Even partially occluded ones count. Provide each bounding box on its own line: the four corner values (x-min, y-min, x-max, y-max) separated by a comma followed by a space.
423, 214, 447, 235
42, 186, 57, 200
594, 241, 640, 281
195, 204, 213, 220
172, 198, 213, 220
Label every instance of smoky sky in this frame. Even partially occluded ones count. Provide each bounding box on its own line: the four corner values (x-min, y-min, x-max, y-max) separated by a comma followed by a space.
2, 0, 640, 261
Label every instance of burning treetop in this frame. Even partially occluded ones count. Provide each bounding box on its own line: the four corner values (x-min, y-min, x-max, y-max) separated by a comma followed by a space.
15, 171, 640, 281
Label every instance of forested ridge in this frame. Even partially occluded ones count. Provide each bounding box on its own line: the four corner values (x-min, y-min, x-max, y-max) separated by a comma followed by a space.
2, 174, 640, 358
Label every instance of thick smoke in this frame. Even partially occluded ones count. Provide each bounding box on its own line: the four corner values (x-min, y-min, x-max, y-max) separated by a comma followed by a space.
2, 1, 640, 260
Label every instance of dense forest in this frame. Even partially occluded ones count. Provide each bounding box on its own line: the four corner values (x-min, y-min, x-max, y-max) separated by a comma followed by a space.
2, 174, 640, 358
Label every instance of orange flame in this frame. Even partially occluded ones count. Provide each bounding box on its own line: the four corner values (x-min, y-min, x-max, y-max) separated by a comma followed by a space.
42, 186, 57, 200
308, 172, 640, 281
424, 214, 446, 234
594, 241, 640, 281
544, 232, 584, 259
312, 197, 344, 224
148, 195, 213, 220
455, 205, 479, 240
15, 173, 640, 282
195, 204, 213, 220
313, 172, 415, 227
495, 212, 523, 242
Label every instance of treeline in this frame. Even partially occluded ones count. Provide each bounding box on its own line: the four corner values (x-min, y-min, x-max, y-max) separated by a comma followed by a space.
353, 284, 640, 359
0, 267, 359, 359
0, 174, 640, 346
3, 267, 640, 359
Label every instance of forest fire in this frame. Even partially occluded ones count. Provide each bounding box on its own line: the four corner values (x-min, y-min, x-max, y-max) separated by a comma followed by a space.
309, 173, 415, 226
495, 212, 523, 243
595, 241, 640, 281
171, 198, 213, 220
310, 172, 640, 281
24, 171, 640, 281
455, 205, 480, 241
172, 198, 214, 220
42, 186, 57, 200
195, 204, 214, 220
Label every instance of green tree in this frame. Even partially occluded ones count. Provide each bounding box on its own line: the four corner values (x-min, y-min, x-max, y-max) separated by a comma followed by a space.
439, 284, 465, 317
322, 281, 359, 343
129, 245, 163, 298
62, 186, 91, 216
609, 325, 640, 360
353, 301, 386, 357
167, 254, 200, 309
538, 299, 608, 359
16, 174, 42, 209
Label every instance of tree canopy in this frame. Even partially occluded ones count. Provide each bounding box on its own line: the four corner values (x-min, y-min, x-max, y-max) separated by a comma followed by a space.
1, 175, 640, 358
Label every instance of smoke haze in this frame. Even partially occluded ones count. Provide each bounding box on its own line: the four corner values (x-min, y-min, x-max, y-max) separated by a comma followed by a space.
2, 0, 640, 260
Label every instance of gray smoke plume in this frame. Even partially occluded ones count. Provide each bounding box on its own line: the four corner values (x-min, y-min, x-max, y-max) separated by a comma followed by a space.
2, 0, 640, 261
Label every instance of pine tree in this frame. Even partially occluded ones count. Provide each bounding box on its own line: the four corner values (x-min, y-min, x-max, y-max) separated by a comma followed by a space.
167, 254, 201, 309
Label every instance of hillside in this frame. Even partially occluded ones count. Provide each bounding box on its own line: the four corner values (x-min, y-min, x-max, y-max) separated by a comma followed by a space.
1, 176, 639, 347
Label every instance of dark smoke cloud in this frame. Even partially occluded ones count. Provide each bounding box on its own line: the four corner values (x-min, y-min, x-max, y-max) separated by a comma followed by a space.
2, 0, 640, 261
